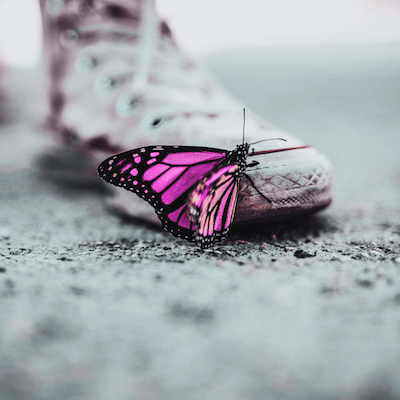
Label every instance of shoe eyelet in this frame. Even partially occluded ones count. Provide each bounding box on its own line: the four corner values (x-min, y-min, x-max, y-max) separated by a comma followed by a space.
46, 0, 65, 16
60, 29, 79, 47
142, 114, 169, 133
115, 92, 142, 118
76, 56, 98, 74
95, 75, 120, 96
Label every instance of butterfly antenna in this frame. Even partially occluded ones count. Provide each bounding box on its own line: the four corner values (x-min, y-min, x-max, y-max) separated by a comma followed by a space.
249, 138, 287, 146
242, 108, 246, 145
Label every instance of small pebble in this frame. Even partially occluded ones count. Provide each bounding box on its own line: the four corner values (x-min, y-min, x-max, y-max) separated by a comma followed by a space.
294, 249, 316, 258
394, 257, 400, 264
369, 250, 383, 258
285, 247, 298, 252
58, 257, 72, 261
95, 241, 103, 246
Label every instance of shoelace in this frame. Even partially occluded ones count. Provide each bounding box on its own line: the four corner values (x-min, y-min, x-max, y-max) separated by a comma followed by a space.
47, 0, 231, 138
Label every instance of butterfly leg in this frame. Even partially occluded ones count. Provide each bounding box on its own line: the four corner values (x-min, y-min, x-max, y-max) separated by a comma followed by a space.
243, 173, 272, 204
246, 160, 259, 168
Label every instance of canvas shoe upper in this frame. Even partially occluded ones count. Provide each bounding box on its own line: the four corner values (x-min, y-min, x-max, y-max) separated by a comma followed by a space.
40, 0, 333, 224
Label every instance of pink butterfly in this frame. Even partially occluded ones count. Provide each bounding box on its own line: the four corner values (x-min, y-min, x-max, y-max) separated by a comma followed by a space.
97, 142, 308, 248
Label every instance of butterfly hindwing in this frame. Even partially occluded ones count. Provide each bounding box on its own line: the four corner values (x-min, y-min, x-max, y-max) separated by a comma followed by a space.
188, 163, 240, 248
157, 204, 195, 242
97, 145, 229, 241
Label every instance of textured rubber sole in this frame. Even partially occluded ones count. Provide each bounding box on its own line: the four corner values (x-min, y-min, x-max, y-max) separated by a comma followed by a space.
235, 146, 333, 223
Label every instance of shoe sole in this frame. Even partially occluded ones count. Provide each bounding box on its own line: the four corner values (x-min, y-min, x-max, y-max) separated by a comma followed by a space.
235, 146, 332, 223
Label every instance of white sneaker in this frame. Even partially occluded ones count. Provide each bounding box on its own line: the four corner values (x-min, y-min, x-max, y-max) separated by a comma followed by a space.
40, 0, 333, 225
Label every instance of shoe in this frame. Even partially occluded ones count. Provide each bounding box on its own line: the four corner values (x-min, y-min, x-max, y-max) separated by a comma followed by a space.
40, 0, 333, 225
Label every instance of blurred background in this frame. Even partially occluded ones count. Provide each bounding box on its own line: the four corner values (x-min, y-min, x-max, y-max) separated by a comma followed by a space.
1, 0, 400, 66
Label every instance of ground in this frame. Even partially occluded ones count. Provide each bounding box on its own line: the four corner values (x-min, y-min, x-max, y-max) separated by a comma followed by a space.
0, 42, 400, 400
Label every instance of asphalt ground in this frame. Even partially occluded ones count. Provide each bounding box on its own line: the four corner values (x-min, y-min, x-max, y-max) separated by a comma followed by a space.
0, 41, 400, 399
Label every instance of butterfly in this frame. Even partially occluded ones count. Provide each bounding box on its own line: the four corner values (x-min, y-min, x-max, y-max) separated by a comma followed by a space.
97, 139, 309, 249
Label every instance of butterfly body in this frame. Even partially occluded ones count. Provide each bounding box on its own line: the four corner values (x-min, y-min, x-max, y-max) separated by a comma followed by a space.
98, 143, 253, 249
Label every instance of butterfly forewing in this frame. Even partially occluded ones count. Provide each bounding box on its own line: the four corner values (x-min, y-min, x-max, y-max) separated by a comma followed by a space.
97, 145, 228, 241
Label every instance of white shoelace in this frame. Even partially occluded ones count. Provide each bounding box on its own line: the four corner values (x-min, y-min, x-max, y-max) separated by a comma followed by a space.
54, 0, 229, 131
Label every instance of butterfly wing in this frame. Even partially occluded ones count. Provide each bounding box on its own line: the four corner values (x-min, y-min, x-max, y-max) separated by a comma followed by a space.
97, 145, 228, 241
188, 164, 240, 249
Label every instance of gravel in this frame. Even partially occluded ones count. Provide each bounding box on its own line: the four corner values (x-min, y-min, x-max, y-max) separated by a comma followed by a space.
1, 42, 400, 400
